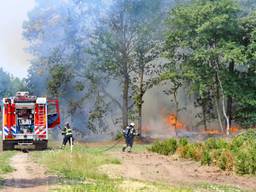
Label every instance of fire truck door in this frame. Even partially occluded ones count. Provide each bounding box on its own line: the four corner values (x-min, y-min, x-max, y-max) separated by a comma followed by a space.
47, 100, 61, 128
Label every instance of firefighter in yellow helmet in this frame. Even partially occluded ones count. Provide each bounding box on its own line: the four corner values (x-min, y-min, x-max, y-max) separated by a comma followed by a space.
61, 122, 74, 148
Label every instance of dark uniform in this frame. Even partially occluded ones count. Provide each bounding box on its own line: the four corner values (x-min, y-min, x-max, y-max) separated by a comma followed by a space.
62, 123, 74, 147
122, 123, 138, 152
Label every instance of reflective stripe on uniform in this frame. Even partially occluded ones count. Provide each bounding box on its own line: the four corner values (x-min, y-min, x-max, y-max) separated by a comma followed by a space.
66, 129, 72, 135
64, 127, 72, 136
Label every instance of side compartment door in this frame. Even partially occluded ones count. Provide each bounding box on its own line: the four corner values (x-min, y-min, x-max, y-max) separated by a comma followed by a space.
47, 100, 61, 128
3, 99, 12, 138
34, 103, 46, 136
3, 103, 9, 138
10, 103, 16, 135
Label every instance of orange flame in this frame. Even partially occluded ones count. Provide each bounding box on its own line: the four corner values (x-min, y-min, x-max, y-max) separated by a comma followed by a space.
165, 113, 184, 129
230, 126, 239, 133
204, 126, 240, 135
204, 130, 223, 135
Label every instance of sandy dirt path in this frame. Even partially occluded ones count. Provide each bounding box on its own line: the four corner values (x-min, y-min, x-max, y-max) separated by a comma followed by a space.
100, 152, 256, 191
1, 152, 58, 192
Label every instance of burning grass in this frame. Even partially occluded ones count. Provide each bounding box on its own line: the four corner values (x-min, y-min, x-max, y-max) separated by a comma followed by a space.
149, 129, 256, 175
143, 110, 240, 137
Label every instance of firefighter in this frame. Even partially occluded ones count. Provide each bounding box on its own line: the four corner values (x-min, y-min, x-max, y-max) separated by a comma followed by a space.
61, 122, 74, 148
122, 122, 139, 152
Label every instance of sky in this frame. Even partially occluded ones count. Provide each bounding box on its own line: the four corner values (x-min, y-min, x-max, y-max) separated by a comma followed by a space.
0, 0, 35, 78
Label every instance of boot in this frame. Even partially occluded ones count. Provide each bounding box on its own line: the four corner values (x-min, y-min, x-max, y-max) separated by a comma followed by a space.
127, 146, 131, 153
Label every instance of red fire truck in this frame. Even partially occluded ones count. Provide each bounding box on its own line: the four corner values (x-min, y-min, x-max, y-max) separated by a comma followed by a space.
1, 92, 60, 150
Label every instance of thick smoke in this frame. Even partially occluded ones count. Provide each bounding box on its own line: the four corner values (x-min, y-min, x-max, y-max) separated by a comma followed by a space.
24, 0, 219, 141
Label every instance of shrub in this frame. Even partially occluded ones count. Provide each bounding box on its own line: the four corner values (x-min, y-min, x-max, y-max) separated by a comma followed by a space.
187, 143, 203, 161
192, 144, 204, 161
149, 138, 177, 155
205, 138, 228, 150
217, 150, 234, 171
165, 138, 178, 155
184, 144, 196, 159
210, 149, 222, 166
176, 145, 189, 158
150, 129, 256, 176
230, 129, 256, 152
235, 143, 256, 175
176, 143, 203, 161
201, 150, 211, 165
178, 137, 188, 147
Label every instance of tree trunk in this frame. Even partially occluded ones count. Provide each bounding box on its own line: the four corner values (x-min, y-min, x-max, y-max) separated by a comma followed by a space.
138, 104, 142, 135
216, 72, 229, 135
226, 60, 234, 127
122, 74, 129, 129
214, 74, 224, 132
137, 66, 144, 138
226, 96, 232, 127
173, 90, 179, 136
202, 101, 207, 131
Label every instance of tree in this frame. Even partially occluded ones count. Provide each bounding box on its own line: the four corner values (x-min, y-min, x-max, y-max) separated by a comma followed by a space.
0, 68, 14, 98
160, 72, 183, 134
23, 0, 108, 133
165, 0, 244, 134
89, 0, 142, 129
90, 0, 172, 131
48, 64, 73, 97
234, 11, 256, 128
131, 0, 167, 136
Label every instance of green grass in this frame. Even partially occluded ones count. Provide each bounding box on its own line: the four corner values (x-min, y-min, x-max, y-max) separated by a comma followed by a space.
34, 142, 252, 192
33, 143, 194, 192
80, 143, 151, 154
33, 144, 121, 180
0, 151, 15, 174
196, 183, 251, 192
0, 150, 16, 187
53, 181, 119, 192
33, 143, 121, 191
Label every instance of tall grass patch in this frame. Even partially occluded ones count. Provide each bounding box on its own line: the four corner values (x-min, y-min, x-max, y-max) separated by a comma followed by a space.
32, 144, 121, 191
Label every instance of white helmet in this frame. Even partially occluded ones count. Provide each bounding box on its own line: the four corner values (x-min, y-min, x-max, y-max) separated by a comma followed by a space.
130, 122, 135, 127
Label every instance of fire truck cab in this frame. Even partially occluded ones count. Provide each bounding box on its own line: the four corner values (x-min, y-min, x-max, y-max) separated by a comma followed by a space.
1, 92, 60, 150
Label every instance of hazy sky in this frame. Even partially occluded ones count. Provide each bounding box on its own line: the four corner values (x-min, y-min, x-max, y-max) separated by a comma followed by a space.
0, 0, 35, 78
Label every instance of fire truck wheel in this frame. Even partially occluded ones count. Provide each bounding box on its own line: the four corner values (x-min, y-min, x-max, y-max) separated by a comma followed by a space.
35, 140, 48, 150
2, 141, 15, 151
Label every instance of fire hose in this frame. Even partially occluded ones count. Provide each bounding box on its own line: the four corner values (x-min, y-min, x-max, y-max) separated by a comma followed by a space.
99, 137, 123, 152
99, 132, 140, 153
57, 125, 124, 152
